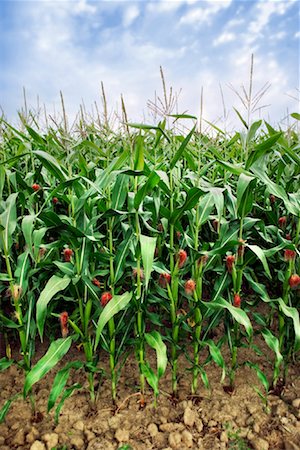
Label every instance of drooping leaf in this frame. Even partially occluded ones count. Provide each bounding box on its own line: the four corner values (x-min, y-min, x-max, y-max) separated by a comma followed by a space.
36, 276, 71, 341
24, 337, 72, 397
140, 235, 157, 290
95, 292, 132, 349
144, 331, 167, 379
0, 193, 18, 252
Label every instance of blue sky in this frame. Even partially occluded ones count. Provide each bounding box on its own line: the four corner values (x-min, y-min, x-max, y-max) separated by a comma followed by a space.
0, 0, 299, 130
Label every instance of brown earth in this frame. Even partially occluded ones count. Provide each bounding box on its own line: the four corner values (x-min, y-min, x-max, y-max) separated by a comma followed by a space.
0, 331, 300, 450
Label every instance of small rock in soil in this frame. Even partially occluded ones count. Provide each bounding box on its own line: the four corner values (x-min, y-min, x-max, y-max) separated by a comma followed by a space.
292, 398, 300, 409
208, 419, 218, 427
253, 422, 260, 434
42, 432, 59, 450
26, 426, 40, 444
87, 438, 115, 450
147, 422, 158, 438
195, 417, 204, 432
11, 428, 25, 446
168, 431, 182, 449
250, 436, 269, 450
74, 420, 85, 431
84, 430, 96, 441
183, 406, 196, 427
160, 422, 185, 432
30, 441, 46, 450
115, 428, 130, 443
69, 434, 85, 449
181, 429, 193, 448
220, 431, 228, 443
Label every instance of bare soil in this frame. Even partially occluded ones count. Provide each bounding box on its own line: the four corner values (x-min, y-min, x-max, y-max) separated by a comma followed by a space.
0, 331, 300, 450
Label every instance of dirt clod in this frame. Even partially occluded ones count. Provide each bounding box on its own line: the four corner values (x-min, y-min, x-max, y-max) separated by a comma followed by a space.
181, 429, 193, 447
168, 431, 182, 449
115, 428, 130, 443
183, 406, 196, 427
42, 432, 58, 449
30, 441, 46, 450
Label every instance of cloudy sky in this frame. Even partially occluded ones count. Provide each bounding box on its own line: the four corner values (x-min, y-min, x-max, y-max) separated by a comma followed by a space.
0, 0, 299, 130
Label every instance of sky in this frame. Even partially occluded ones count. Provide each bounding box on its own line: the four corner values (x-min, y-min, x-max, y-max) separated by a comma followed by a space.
0, 0, 299, 131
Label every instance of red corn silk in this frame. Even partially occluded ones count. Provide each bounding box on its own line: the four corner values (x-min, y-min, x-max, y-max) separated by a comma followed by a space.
237, 239, 246, 258
63, 248, 73, 262
184, 279, 196, 295
52, 197, 59, 204
158, 273, 171, 288
177, 249, 187, 268
284, 249, 296, 262
132, 268, 144, 279
269, 194, 276, 204
32, 183, 41, 192
289, 274, 300, 290
198, 254, 209, 267
60, 312, 69, 338
212, 219, 219, 231
101, 292, 113, 307
233, 293, 241, 308
92, 278, 101, 288
226, 255, 235, 273
278, 216, 287, 228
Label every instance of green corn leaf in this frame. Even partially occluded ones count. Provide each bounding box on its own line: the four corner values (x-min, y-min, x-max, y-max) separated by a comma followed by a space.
134, 171, 161, 209
134, 135, 144, 171
114, 229, 134, 283
209, 298, 252, 336
145, 331, 167, 379
170, 125, 196, 169
54, 262, 75, 277
0, 313, 20, 328
141, 363, 158, 397
233, 108, 248, 129
33, 150, 68, 181
170, 187, 202, 224
111, 174, 128, 210
197, 192, 215, 226
0, 193, 18, 253
0, 358, 14, 371
21, 215, 35, 257
24, 337, 72, 397
291, 112, 300, 120
54, 383, 82, 423
48, 361, 84, 412
25, 126, 46, 145
246, 132, 282, 168
216, 160, 252, 176
246, 245, 271, 279
261, 329, 283, 365
36, 276, 71, 341
246, 120, 262, 143
278, 299, 300, 352
205, 340, 226, 383
140, 234, 157, 290
95, 292, 132, 349
14, 251, 30, 295
236, 173, 256, 219
245, 361, 269, 393
0, 394, 22, 423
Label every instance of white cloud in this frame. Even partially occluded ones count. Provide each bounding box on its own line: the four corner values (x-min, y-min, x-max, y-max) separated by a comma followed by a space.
213, 31, 235, 46
295, 31, 300, 38
123, 5, 139, 27
73, 0, 97, 15
246, 1, 294, 44
180, 0, 232, 25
